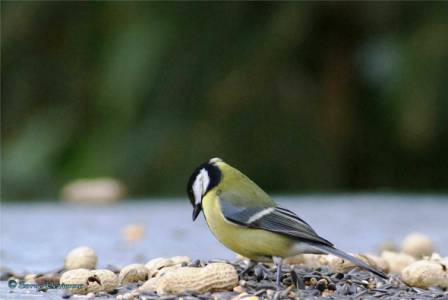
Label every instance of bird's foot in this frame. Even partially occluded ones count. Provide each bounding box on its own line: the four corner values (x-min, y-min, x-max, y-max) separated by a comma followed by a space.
273, 256, 283, 289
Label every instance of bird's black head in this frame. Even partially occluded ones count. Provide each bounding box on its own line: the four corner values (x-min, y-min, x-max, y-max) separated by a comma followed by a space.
187, 158, 222, 221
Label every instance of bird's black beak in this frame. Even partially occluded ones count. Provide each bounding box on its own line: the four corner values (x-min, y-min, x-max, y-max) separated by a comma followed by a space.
192, 204, 202, 221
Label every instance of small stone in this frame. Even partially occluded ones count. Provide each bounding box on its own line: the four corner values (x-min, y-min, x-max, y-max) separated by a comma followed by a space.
401, 233, 434, 258
59, 268, 90, 295
233, 286, 245, 293
189, 259, 201, 267
88, 269, 118, 293
86, 292, 95, 299
139, 277, 159, 293
145, 258, 177, 278
381, 251, 416, 273
316, 279, 327, 291
266, 289, 274, 298
65, 246, 97, 270
122, 293, 134, 300
254, 265, 265, 281
401, 260, 448, 289
122, 224, 145, 242
118, 264, 149, 285
325, 253, 388, 273
60, 269, 118, 295
24, 274, 37, 283
61, 178, 125, 204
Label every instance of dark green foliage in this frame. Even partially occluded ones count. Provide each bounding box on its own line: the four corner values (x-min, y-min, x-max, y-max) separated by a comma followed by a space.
2, 2, 447, 199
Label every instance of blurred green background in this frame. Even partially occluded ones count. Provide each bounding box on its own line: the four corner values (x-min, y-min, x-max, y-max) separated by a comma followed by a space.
2, 2, 448, 200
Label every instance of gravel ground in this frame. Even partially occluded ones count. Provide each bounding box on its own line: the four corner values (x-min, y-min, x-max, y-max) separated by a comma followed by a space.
2, 260, 448, 300
5, 259, 446, 300
189, 259, 448, 300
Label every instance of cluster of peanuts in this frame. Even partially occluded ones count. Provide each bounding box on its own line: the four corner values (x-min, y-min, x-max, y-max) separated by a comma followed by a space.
55, 232, 446, 298
59, 247, 238, 299
286, 232, 448, 289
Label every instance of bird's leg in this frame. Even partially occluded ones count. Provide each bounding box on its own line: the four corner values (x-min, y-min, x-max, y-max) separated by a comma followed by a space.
238, 259, 256, 277
273, 256, 283, 289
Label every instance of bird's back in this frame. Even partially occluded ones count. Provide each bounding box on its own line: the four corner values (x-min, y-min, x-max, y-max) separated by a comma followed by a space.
213, 161, 275, 208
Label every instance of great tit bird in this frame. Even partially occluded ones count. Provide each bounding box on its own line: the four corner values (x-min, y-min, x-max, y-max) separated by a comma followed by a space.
187, 158, 388, 287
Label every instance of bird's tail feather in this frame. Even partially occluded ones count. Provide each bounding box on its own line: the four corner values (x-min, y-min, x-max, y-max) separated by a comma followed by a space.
315, 244, 388, 279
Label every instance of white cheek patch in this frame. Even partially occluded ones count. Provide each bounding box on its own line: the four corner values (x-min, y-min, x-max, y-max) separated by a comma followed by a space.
192, 169, 210, 205
192, 178, 202, 205
201, 169, 210, 195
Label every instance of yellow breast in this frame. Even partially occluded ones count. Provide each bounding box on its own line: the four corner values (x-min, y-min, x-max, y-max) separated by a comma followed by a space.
201, 189, 295, 262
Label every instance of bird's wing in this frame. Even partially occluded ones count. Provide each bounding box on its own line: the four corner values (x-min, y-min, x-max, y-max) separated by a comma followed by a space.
219, 194, 333, 247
